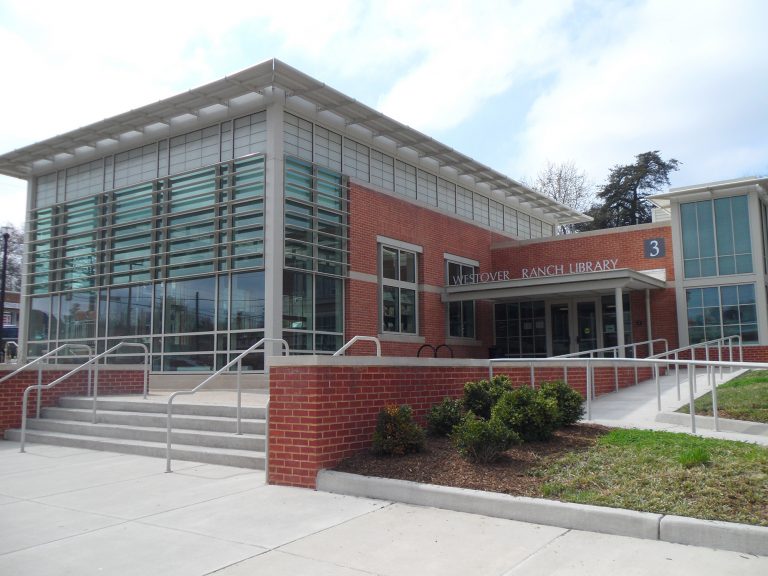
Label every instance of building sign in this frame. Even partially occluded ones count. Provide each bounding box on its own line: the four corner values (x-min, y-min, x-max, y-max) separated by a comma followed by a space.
521, 259, 619, 279
644, 238, 665, 258
451, 270, 511, 285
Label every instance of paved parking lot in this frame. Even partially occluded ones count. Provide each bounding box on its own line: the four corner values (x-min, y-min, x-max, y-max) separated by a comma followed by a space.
1, 441, 766, 575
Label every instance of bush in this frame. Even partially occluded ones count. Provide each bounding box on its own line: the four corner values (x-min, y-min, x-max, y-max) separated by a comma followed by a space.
372, 404, 425, 456
427, 397, 465, 436
492, 387, 559, 442
463, 375, 514, 419
538, 380, 585, 427
451, 412, 521, 463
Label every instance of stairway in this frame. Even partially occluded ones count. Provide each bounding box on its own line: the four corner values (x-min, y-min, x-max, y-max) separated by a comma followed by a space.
3, 396, 266, 469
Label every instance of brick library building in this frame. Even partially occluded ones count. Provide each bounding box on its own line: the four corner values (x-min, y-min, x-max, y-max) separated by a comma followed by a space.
1, 59, 767, 371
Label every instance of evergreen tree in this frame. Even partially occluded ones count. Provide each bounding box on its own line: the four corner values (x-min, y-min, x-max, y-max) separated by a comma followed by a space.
578, 151, 679, 231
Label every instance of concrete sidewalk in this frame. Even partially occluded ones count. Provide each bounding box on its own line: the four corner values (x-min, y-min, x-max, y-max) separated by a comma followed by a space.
1, 441, 766, 575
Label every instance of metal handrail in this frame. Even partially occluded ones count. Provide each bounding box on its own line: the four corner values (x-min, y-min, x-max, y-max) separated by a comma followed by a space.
3, 341, 19, 363
648, 335, 742, 403
165, 337, 290, 473
3, 344, 94, 422
19, 341, 148, 453
554, 338, 669, 359
488, 355, 759, 434
333, 335, 381, 357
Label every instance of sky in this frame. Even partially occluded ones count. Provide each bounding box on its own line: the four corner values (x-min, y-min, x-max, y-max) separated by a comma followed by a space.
0, 0, 766, 227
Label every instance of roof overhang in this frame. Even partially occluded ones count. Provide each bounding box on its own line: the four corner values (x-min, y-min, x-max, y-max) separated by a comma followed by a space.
0, 59, 589, 226
442, 268, 666, 302
651, 176, 768, 210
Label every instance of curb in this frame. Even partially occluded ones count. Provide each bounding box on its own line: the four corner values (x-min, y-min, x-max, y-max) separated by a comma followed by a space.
655, 411, 768, 436
317, 470, 768, 557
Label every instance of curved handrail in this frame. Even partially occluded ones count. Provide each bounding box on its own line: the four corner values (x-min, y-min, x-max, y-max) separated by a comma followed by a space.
19, 341, 147, 453
0, 344, 93, 386
435, 344, 454, 358
166, 337, 290, 472
417, 344, 436, 358
333, 335, 381, 357
3, 341, 18, 363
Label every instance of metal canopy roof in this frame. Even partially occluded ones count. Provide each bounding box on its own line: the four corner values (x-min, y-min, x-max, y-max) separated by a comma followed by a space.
442, 269, 666, 303
0, 58, 589, 225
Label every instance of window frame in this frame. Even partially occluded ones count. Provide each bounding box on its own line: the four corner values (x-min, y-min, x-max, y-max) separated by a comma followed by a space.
379, 243, 419, 335
445, 259, 477, 339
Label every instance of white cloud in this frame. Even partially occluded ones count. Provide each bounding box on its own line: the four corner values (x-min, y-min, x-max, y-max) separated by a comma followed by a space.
510, 0, 768, 187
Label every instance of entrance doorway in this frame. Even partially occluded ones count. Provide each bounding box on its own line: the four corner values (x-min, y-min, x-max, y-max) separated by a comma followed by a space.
549, 299, 599, 355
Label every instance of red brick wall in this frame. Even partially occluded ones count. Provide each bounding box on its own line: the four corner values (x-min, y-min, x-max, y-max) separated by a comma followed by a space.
345, 182, 509, 358
344, 185, 679, 360
267, 361, 654, 488
0, 368, 145, 434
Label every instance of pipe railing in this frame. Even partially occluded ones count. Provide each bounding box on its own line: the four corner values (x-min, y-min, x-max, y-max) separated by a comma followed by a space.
19, 342, 149, 453
551, 338, 669, 394
649, 335, 742, 402
333, 335, 381, 357
488, 354, 756, 434
165, 337, 290, 473
3, 344, 94, 422
490, 338, 669, 393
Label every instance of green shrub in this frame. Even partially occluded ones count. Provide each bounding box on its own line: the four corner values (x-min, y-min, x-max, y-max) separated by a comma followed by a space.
372, 404, 425, 456
463, 375, 513, 419
538, 380, 585, 427
451, 412, 521, 463
492, 387, 559, 442
427, 397, 465, 436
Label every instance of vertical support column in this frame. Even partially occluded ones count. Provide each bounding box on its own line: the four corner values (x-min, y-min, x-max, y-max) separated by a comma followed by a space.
19, 179, 34, 363
264, 91, 286, 369
615, 287, 625, 358
645, 289, 652, 346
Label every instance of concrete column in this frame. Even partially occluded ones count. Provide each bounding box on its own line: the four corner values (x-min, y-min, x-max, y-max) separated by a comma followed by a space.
263, 90, 286, 367
615, 286, 625, 357
645, 288, 652, 344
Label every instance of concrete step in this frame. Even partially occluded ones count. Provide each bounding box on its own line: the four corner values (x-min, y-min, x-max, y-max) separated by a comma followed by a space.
24, 418, 265, 451
42, 407, 265, 435
57, 396, 266, 419
4, 429, 265, 470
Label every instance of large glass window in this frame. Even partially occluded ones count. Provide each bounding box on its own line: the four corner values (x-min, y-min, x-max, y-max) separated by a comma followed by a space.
381, 246, 418, 334
686, 284, 757, 344
681, 196, 752, 278
495, 301, 547, 357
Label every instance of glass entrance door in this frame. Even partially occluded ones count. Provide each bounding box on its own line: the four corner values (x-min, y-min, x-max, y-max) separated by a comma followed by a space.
548, 299, 600, 355
576, 301, 598, 352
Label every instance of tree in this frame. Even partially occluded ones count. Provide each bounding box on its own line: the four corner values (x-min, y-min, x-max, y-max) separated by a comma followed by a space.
578, 151, 680, 231
531, 161, 594, 234
1, 223, 23, 292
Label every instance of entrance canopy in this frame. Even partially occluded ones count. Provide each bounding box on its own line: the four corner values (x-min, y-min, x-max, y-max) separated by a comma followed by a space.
442, 268, 666, 302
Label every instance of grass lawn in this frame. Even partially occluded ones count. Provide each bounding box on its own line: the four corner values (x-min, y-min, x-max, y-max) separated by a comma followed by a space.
536, 428, 768, 526
677, 369, 768, 423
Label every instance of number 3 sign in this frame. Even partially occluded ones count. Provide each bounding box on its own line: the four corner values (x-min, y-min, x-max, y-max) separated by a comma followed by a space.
644, 238, 665, 258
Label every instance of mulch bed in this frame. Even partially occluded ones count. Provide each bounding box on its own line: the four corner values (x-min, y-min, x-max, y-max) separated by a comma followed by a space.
333, 423, 610, 497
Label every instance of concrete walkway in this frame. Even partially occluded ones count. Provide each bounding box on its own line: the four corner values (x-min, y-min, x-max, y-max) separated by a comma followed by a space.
1, 442, 766, 575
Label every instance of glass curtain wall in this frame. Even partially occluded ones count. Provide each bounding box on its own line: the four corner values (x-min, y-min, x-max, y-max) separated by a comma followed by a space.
282, 156, 348, 353
27, 155, 266, 370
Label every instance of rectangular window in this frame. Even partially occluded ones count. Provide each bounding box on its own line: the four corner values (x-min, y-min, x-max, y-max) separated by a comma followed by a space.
456, 187, 473, 219
417, 170, 437, 206
381, 245, 418, 334
494, 301, 547, 357
370, 150, 394, 191
394, 161, 417, 199
686, 283, 757, 344
472, 194, 489, 225
342, 139, 369, 181
446, 261, 476, 338
437, 178, 456, 213
681, 196, 752, 278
